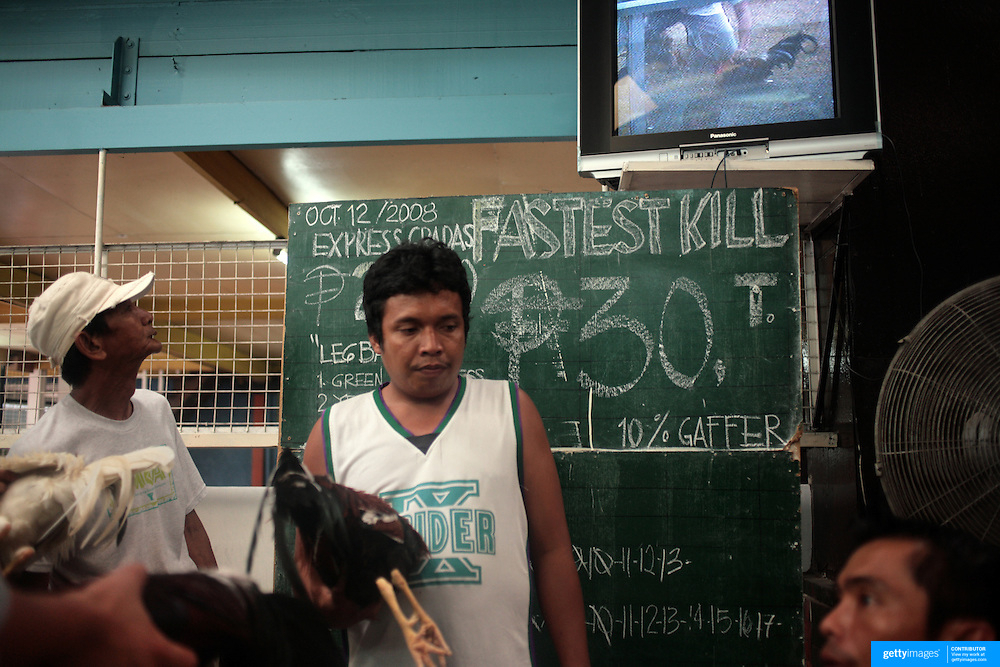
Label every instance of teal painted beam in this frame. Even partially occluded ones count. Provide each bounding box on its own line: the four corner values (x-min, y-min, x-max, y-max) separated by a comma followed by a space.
0, 0, 577, 59
0, 93, 576, 154
0, 0, 581, 153
0, 46, 576, 110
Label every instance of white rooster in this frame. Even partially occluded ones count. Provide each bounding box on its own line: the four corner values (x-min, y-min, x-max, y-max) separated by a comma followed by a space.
0, 446, 175, 576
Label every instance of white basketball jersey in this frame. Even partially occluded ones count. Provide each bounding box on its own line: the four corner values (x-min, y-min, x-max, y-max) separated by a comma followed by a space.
321, 377, 534, 666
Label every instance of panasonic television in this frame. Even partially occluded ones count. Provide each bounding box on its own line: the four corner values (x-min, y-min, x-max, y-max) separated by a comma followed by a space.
578, 0, 882, 184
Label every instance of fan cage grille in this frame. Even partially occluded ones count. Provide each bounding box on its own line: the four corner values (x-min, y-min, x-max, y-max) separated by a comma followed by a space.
875, 276, 1000, 546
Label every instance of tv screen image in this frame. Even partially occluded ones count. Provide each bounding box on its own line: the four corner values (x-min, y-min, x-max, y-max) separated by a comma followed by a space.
617, 0, 833, 137
578, 0, 881, 182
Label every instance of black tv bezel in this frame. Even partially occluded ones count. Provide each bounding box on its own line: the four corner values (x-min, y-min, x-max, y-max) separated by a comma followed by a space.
578, 0, 882, 175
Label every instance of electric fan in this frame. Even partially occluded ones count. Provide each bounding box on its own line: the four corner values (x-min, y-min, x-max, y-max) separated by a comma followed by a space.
874, 275, 1000, 546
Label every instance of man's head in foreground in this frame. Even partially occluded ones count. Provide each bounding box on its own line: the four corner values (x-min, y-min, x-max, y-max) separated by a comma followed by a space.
820, 519, 998, 667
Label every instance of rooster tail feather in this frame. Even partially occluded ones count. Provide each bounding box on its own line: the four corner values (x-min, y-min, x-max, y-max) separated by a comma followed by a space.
270, 448, 350, 594
272, 507, 310, 601
269, 450, 315, 601
77, 446, 176, 548
93, 474, 133, 547
0, 451, 85, 476
70, 463, 107, 544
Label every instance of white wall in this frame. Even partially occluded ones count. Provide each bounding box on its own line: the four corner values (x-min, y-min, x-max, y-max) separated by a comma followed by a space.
198, 486, 275, 592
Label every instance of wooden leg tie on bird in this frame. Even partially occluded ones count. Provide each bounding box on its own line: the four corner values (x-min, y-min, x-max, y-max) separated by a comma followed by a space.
376, 568, 452, 667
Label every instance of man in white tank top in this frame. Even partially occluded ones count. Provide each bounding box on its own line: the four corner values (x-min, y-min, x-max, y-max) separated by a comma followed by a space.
298, 238, 590, 666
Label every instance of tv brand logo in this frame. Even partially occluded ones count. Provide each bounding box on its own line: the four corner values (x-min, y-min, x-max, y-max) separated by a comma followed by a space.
709, 132, 738, 139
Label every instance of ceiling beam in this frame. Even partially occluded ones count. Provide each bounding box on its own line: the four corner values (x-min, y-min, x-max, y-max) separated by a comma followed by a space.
178, 151, 289, 238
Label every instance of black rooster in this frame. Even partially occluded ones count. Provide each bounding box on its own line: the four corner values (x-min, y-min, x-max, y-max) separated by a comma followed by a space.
270, 448, 451, 667
143, 570, 343, 667
719, 32, 819, 86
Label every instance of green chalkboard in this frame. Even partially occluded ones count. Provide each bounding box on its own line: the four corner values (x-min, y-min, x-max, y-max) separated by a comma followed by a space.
281, 188, 801, 451
536, 449, 803, 666
279, 188, 803, 665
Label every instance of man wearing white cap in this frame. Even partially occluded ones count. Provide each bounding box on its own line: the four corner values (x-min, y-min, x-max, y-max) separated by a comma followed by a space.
7, 271, 216, 587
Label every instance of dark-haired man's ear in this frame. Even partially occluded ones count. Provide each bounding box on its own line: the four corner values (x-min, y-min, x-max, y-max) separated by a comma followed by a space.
73, 331, 108, 361
368, 333, 383, 355
936, 618, 996, 642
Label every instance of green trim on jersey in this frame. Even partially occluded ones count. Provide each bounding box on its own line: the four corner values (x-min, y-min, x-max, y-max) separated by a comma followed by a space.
509, 382, 524, 488
437, 376, 467, 434
321, 406, 335, 481
373, 376, 468, 439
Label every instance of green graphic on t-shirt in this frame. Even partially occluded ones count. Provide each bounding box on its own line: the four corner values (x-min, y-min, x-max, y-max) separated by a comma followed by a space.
128, 467, 178, 516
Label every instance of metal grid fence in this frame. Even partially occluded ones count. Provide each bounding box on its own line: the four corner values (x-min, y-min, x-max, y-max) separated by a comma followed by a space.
0, 241, 287, 449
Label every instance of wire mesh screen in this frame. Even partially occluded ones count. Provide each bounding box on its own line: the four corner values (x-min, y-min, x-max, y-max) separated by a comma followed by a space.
0, 241, 286, 448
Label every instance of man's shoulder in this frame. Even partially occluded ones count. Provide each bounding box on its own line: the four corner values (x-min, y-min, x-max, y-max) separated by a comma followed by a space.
463, 377, 516, 397
129, 390, 182, 439
131, 387, 168, 402
130, 388, 172, 411
464, 376, 511, 388
328, 390, 376, 412
7, 400, 72, 454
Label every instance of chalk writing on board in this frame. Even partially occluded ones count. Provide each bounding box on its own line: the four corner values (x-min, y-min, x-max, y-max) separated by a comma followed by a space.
679, 189, 790, 255
303, 268, 783, 393
480, 273, 583, 382
531, 603, 786, 647
299, 189, 790, 264
736, 272, 780, 327
312, 337, 379, 365
677, 414, 783, 448
582, 603, 783, 645
616, 412, 785, 449
303, 265, 345, 326
578, 277, 654, 398
298, 275, 793, 447
618, 413, 785, 449
477, 271, 780, 394
574, 544, 690, 582
618, 413, 671, 447
658, 276, 714, 390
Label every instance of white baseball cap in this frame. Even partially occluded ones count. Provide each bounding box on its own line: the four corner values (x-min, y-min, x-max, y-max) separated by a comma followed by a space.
27, 271, 155, 366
